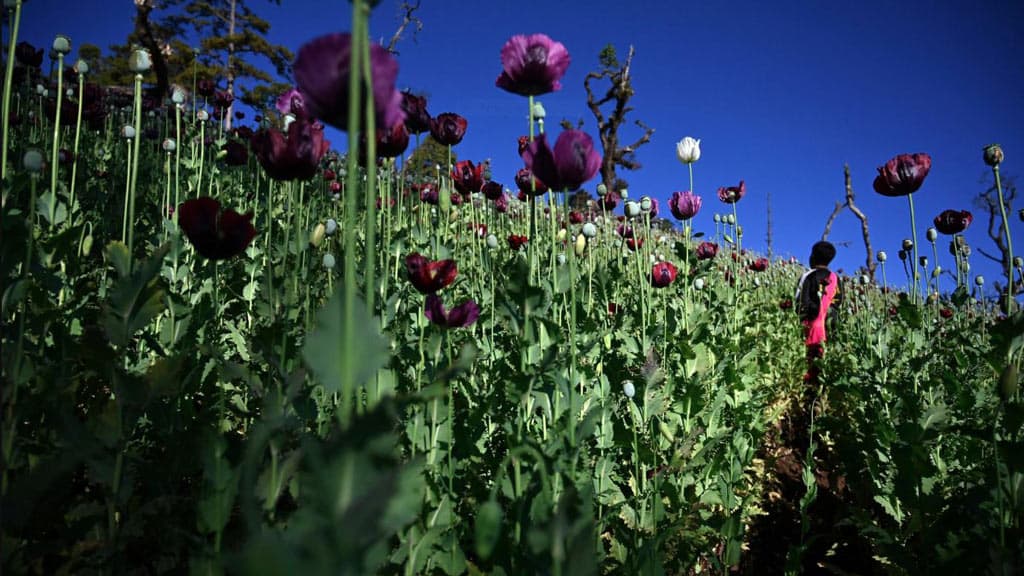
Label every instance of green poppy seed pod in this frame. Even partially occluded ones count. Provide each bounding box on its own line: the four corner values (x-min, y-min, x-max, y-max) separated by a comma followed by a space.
620, 188, 629, 199
197, 109, 209, 121
22, 149, 44, 173
52, 34, 71, 55
624, 201, 641, 218
932, 267, 942, 278
860, 275, 870, 285
725, 214, 735, 225
999, 364, 1019, 401
877, 250, 887, 263
927, 292, 938, 304
713, 213, 721, 223
485, 234, 498, 249
983, 143, 1004, 167
325, 218, 338, 236
35, 83, 45, 95
963, 262, 970, 273
81, 234, 93, 257
66, 88, 74, 98
73, 59, 89, 75
310, 223, 326, 247
1014, 256, 1023, 268
919, 256, 928, 268
128, 48, 152, 73
694, 278, 705, 291
582, 222, 597, 238
322, 253, 336, 269
926, 227, 937, 242
531, 101, 546, 119
622, 380, 636, 398
597, 183, 607, 195
162, 138, 176, 153
975, 275, 985, 286
121, 125, 135, 139
170, 85, 187, 104
574, 233, 587, 257
736, 225, 743, 237
639, 196, 652, 212
961, 245, 972, 257
902, 238, 914, 251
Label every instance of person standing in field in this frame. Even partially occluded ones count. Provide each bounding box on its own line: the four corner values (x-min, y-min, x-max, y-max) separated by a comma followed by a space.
795, 241, 843, 385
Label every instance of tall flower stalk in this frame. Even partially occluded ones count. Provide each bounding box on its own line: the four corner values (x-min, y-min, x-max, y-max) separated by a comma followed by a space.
873, 153, 932, 303
985, 145, 1015, 312
1, 0, 25, 182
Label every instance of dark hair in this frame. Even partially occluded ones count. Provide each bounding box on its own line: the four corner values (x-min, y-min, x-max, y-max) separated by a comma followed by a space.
809, 240, 836, 267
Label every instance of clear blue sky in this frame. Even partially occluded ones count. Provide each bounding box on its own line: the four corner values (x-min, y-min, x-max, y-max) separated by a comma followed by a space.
15, 0, 1024, 297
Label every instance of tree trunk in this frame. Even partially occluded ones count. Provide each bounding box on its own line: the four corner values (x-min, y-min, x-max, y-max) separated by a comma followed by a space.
225, 0, 236, 131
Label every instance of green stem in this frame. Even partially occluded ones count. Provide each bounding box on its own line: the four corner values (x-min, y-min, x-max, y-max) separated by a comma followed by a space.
993, 166, 1015, 311
68, 73, 85, 220
127, 73, 144, 272
362, 36, 378, 314
0, 0, 23, 182
49, 53, 64, 226
907, 193, 921, 304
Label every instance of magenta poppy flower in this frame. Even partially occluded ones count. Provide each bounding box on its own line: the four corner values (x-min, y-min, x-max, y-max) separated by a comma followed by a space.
424, 294, 479, 329
400, 90, 431, 135
647, 198, 660, 218
669, 191, 702, 221
695, 241, 719, 260
933, 209, 972, 235
872, 153, 931, 197
495, 33, 571, 97
294, 33, 405, 132
651, 261, 678, 288
515, 167, 548, 197
275, 87, 306, 118
178, 197, 257, 260
405, 253, 457, 294
452, 160, 485, 195
521, 130, 601, 192
250, 116, 330, 181
748, 257, 769, 272
717, 180, 746, 204
430, 112, 468, 146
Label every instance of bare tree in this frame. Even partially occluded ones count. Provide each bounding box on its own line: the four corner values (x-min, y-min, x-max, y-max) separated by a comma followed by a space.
386, 1, 423, 55
822, 164, 876, 279
974, 173, 1019, 292
583, 44, 655, 193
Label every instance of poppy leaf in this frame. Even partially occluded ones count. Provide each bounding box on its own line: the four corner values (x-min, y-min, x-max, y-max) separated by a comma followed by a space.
102, 243, 170, 348
303, 286, 389, 396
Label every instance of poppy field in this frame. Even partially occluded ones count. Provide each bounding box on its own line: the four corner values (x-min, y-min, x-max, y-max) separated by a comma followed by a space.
2, 2, 1023, 575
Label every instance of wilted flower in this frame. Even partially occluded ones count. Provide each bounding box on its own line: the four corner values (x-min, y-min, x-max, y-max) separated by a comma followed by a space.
933, 209, 973, 235
983, 144, 1004, 167
717, 180, 746, 204
574, 233, 587, 256
676, 137, 701, 164
695, 241, 719, 260
668, 191, 701, 221
294, 33, 404, 132
521, 130, 601, 192
430, 112, 468, 146
424, 294, 479, 329
495, 33, 571, 96
250, 116, 330, 181
177, 197, 257, 260
650, 261, 678, 288
452, 160, 485, 195
400, 90, 431, 134
872, 153, 931, 196
405, 253, 457, 294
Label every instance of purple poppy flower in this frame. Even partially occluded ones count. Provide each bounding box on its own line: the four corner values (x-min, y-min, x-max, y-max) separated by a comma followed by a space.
275, 87, 306, 118
521, 130, 601, 192
430, 112, 468, 146
515, 167, 548, 197
294, 33, 405, 132
669, 191, 702, 221
695, 241, 719, 260
647, 197, 659, 218
417, 183, 439, 205
872, 153, 932, 197
495, 33, 571, 97
250, 117, 330, 181
400, 90, 431, 134
424, 293, 479, 329
494, 192, 510, 214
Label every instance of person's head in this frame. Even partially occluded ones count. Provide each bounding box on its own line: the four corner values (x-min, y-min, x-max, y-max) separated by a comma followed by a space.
809, 241, 836, 267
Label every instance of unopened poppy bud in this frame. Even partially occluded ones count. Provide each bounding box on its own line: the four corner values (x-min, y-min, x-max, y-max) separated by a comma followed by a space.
162, 138, 176, 153
713, 213, 721, 224
128, 48, 152, 73
926, 227, 937, 242
622, 380, 635, 398
902, 238, 914, 251
640, 196, 652, 212
310, 222, 326, 247
73, 59, 88, 75
81, 234, 93, 257
725, 214, 735, 225
121, 125, 135, 139
486, 234, 498, 249
22, 149, 44, 172
624, 201, 641, 218
932, 266, 942, 278
736, 225, 743, 237
325, 218, 338, 236
582, 222, 597, 238
877, 250, 887, 263
322, 253, 336, 269
196, 109, 209, 121
170, 85, 187, 104
975, 275, 985, 286
52, 34, 71, 55
919, 256, 928, 267
983, 143, 1004, 167
574, 233, 587, 257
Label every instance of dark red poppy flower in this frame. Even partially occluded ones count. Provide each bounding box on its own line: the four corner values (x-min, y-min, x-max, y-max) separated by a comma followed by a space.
223, 140, 249, 166
416, 183, 439, 205
508, 234, 528, 250
607, 302, 620, 315
695, 241, 719, 260
569, 211, 584, 224
430, 112, 468, 146
495, 193, 510, 213
482, 180, 504, 201
939, 308, 953, 319
405, 253, 457, 294
522, 130, 601, 192
467, 222, 487, 238
495, 33, 571, 97
376, 196, 396, 210
873, 153, 931, 197
933, 209, 972, 235
515, 167, 548, 197
600, 191, 620, 212
651, 261, 678, 288
232, 126, 254, 141
178, 197, 257, 260
213, 90, 234, 109
16, 42, 44, 68
616, 224, 635, 238
647, 198, 660, 218
780, 299, 793, 310
748, 257, 769, 272
250, 117, 330, 181
400, 90, 431, 134
330, 181, 342, 193
669, 191, 702, 221
294, 33, 405, 132
517, 190, 528, 202
360, 122, 409, 164
717, 180, 746, 204
424, 294, 479, 329
450, 192, 464, 206
627, 237, 644, 251
452, 160, 485, 195
197, 79, 216, 98
323, 169, 336, 181
235, 111, 245, 120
